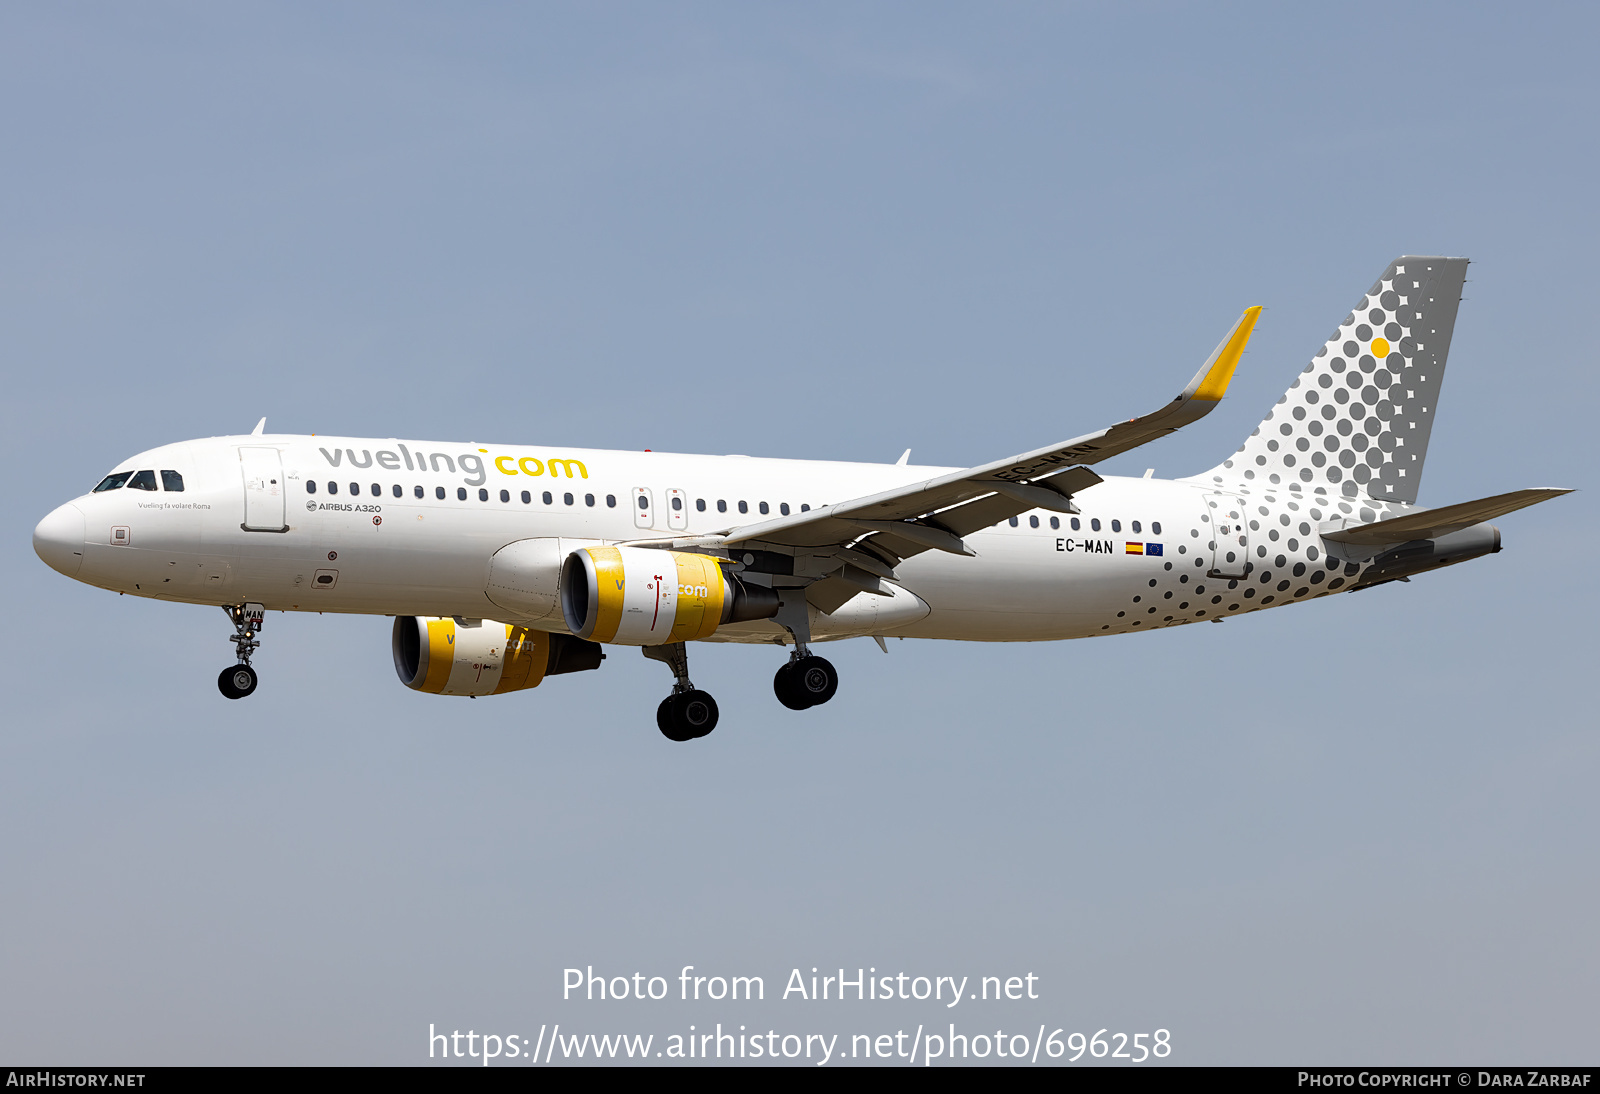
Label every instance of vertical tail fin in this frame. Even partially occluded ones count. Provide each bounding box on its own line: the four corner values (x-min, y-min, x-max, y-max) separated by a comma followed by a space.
1211, 256, 1469, 502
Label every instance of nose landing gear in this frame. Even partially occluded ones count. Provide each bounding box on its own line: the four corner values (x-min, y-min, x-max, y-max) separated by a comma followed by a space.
218, 603, 265, 700
643, 643, 718, 742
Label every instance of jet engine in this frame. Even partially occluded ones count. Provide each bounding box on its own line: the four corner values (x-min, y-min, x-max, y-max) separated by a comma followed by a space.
559, 546, 779, 645
392, 616, 604, 696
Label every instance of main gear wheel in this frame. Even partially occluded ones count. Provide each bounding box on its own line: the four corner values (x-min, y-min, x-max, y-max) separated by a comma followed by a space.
773, 655, 838, 710
657, 689, 719, 741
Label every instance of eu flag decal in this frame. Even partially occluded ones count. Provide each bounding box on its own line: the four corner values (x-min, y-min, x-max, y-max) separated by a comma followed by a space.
1125, 542, 1144, 555
1146, 542, 1164, 556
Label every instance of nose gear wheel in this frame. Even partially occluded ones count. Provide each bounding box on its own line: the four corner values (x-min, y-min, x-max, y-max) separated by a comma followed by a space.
218, 664, 258, 699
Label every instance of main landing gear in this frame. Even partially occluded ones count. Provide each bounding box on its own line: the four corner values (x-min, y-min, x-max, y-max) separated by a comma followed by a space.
643, 643, 719, 742
218, 603, 264, 700
771, 589, 838, 711
641, 592, 843, 739
774, 654, 839, 710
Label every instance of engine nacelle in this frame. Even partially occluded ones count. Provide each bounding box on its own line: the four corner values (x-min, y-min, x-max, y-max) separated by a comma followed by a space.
559, 546, 779, 645
392, 616, 604, 696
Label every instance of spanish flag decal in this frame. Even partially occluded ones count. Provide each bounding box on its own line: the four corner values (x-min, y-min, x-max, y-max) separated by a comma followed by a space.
1125, 542, 1144, 555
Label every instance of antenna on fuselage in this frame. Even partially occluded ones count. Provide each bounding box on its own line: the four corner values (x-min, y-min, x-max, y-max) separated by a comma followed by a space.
895, 449, 911, 466
251, 417, 266, 436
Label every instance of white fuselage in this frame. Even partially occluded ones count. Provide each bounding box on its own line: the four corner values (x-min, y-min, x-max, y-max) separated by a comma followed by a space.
37, 432, 1396, 645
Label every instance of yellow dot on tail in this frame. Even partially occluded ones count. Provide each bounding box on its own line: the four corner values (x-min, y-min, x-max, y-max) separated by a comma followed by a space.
1372, 337, 1390, 357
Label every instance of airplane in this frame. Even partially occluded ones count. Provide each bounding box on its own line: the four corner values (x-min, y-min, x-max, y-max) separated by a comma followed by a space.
32, 256, 1570, 741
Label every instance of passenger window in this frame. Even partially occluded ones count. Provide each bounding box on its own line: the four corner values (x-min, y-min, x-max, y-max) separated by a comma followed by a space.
521, 490, 531, 504
128, 470, 157, 491
329, 482, 339, 495
606, 495, 617, 508
717, 500, 727, 513
1111, 519, 1121, 532
564, 493, 574, 506
671, 496, 683, 511
436, 487, 446, 500
1008, 516, 1019, 527
695, 498, 706, 512
1132, 520, 1142, 533
478, 489, 489, 502
637, 495, 648, 510
1049, 516, 1059, 530
801, 504, 810, 512
415, 486, 424, 498
759, 501, 769, 515
543, 491, 553, 505
1091, 518, 1101, 532
161, 470, 185, 492
585, 494, 595, 507
500, 489, 510, 502
371, 483, 381, 497
306, 481, 317, 494
1070, 517, 1080, 531
93, 471, 133, 492
393, 484, 403, 498
1029, 515, 1039, 528
350, 483, 360, 496
780, 502, 790, 516
1152, 521, 1162, 535
457, 487, 467, 501
738, 501, 748, 514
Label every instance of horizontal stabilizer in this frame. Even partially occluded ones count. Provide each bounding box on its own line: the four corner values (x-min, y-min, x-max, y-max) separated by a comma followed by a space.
1321, 488, 1572, 544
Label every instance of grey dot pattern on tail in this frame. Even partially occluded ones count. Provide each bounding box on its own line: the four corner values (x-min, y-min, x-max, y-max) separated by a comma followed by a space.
1213, 257, 1468, 505
1100, 489, 1373, 635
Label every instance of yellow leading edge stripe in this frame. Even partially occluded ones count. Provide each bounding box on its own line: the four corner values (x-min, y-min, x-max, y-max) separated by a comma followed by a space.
1190, 305, 1262, 402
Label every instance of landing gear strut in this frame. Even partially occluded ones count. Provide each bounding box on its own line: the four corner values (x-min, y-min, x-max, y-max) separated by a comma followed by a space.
771, 591, 839, 710
643, 643, 718, 742
218, 603, 264, 700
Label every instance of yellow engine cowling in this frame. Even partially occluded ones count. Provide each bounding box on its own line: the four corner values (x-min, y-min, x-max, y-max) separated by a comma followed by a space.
559, 546, 779, 646
391, 617, 603, 696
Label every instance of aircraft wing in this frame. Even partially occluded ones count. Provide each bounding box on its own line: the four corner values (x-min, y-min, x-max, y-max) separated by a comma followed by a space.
714, 306, 1262, 563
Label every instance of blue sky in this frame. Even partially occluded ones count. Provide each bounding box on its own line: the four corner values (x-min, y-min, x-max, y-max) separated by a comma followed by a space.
2, 2, 1594, 1064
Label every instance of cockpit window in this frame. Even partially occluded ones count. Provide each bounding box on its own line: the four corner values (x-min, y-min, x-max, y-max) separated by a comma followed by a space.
93, 471, 133, 492
160, 470, 185, 492
127, 470, 158, 491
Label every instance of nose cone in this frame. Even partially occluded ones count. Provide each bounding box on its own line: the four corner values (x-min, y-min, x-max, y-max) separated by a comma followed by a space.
34, 502, 86, 578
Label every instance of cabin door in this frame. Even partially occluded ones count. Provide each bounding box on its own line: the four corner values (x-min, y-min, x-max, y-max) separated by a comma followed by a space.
240, 447, 287, 532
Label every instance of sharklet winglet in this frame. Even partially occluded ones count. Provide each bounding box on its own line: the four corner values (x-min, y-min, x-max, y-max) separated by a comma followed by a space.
1186, 306, 1262, 403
